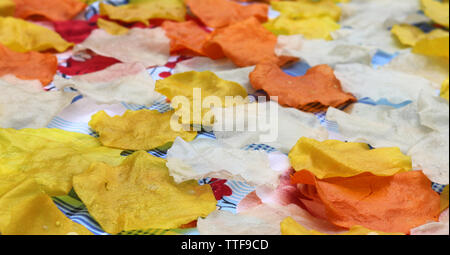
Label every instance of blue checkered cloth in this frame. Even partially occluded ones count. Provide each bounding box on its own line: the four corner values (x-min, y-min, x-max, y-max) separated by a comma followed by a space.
43, 0, 449, 235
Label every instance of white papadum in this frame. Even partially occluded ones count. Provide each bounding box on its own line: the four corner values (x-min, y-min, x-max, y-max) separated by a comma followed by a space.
212, 101, 328, 154
166, 137, 290, 188
0, 76, 76, 129
334, 63, 436, 103
410, 209, 449, 235
275, 35, 373, 67
326, 93, 449, 184
197, 203, 343, 235
382, 51, 449, 89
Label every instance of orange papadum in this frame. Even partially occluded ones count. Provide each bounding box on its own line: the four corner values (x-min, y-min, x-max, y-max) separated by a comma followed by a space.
250, 62, 356, 111
291, 170, 441, 234
162, 20, 211, 57
185, 0, 268, 28
202, 17, 297, 67
13, 0, 86, 21
0, 43, 57, 86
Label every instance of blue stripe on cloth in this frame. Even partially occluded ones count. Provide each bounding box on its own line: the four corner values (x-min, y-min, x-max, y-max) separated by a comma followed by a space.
148, 149, 167, 159
243, 144, 277, 153
121, 102, 146, 111
53, 197, 108, 235
45, 84, 56, 91
71, 94, 84, 104
197, 131, 216, 139
432, 183, 447, 193
120, 149, 167, 158
199, 178, 255, 214
412, 22, 439, 33
84, 0, 130, 20
227, 181, 255, 194
216, 199, 239, 212
322, 120, 340, 133
149, 103, 172, 113
358, 97, 413, 108
121, 97, 172, 113
282, 61, 311, 77
120, 150, 134, 156
372, 50, 399, 69
316, 97, 412, 133
315, 111, 327, 124
314, 107, 343, 133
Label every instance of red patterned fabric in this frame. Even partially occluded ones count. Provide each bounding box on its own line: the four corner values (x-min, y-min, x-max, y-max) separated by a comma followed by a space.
208, 179, 233, 201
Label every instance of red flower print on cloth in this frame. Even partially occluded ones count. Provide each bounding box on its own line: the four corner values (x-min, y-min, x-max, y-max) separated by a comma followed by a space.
158, 71, 172, 79
208, 178, 233, 201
